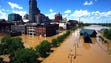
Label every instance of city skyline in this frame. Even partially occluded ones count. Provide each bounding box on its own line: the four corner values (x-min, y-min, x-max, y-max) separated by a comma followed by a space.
0, 0, 111, 23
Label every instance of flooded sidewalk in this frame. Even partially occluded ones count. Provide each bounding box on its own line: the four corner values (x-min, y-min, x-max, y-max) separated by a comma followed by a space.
42, 29, 111, 63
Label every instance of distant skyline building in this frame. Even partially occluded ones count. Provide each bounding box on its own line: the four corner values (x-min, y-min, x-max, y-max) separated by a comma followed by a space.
29, 0, 40, 22
8, 13, 22, 22
54, 13, 63, 22
24, 14, 29, 20
35, 14, 50, 24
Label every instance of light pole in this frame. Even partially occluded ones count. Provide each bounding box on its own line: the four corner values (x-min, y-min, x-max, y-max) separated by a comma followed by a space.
74, 41, 77, 59
68, 49, 74, 63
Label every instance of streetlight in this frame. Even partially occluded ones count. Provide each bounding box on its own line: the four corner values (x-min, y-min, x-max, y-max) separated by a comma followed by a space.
68, 49, 74, 63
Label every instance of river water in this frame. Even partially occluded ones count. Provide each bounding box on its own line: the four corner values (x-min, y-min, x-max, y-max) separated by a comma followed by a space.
83, 25, 110, 31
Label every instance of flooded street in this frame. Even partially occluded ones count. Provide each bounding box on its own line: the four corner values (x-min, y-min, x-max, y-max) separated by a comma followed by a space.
20, 31, 66, 48
0, 31, 65, 48
0, 25, 111, 63
42, 25, 111, 63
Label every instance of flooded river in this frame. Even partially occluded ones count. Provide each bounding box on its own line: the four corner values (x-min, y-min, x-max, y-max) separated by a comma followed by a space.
83, 25, 110, 31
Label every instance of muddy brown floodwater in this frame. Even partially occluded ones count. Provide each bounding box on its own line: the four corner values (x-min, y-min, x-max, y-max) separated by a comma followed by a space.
0, 25, 111, 63
0, 31, 65, 48
20, 31, 65, 48
0, 31, 65, 62
42, 29, 111, 63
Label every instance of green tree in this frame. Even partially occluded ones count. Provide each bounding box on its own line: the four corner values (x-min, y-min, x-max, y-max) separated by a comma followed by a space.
36, 40, 51, 57
57, 36, 63, 43
104, 29, 111, 40
51, 39, 58, 47
10, 48, 38, 63
0, 36, 24, 55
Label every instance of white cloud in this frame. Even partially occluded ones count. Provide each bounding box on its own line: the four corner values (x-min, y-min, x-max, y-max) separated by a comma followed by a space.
1, 9, 5, 11
8, 2, 23, 9
63, 14, 68, 18
45, 9, 57, 19
64, 10, 71, 14
12, 10, 27, 18
83, 1, 93, 6
49, 9, 54, 13
68, 10, 111, 23
92, 11, 111, 18
0, 10, 7, 20
70, 10, 90, 18
45, 12, 56, 19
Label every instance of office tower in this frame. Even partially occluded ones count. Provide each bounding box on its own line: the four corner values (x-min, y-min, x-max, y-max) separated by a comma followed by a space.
29, 0, 40, 22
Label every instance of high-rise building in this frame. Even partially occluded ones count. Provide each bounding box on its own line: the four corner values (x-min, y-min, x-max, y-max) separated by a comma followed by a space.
29, 0, 40, 22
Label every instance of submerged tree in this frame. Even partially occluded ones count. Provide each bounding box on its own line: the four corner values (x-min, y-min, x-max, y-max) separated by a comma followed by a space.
0, 36, 24, 55
35, 40, 51, 57
51, 39, 58, 47
10, 48, 38, 63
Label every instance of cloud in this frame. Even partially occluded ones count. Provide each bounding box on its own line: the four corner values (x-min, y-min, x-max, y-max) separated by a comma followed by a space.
70, 10, 90, 18
1, 9, 5, 11
45, 9, 111, 23
63, 14, 68, 18
68, 10, 111, 23
45, 12, 56, 19
64, 10, 71, 14
0, 10, 7, 20
8, 2, 23, 9
12, 10, 27, 18
92, 11, 111, 18
83, 1, 93, 6
49, 9, 54, 13
45, 9, 57, 19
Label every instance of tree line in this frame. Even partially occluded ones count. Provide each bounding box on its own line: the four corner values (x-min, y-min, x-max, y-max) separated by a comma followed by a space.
103, 29, 111, 40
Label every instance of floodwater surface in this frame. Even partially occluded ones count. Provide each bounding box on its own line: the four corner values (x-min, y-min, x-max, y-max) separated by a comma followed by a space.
42, 29, 111, 63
